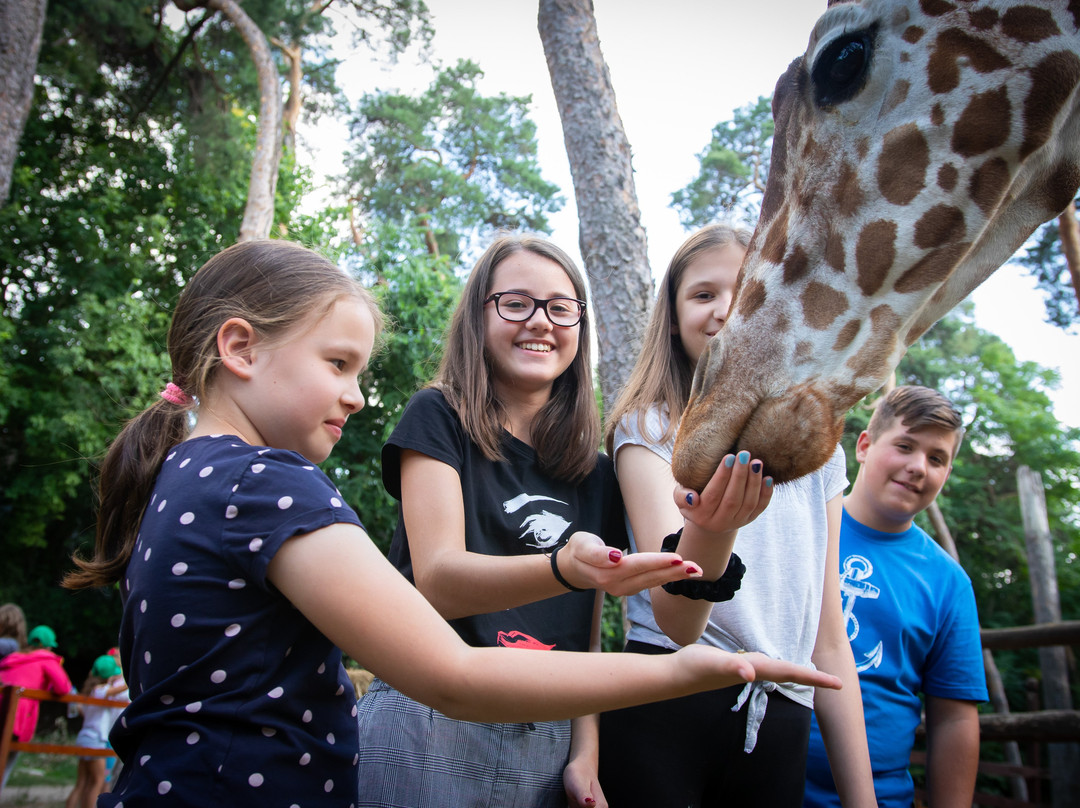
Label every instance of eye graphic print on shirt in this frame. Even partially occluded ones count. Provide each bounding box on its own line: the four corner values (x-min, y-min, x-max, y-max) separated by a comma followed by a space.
503, 493, 571, 550
840, 554, 884, 673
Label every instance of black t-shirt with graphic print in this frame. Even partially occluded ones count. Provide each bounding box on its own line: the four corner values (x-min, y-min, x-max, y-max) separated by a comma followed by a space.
382, 388, 626, 652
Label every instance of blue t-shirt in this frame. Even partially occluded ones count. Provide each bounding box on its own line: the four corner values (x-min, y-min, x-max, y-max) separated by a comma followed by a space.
804, 508, 988, 808
102, 435, 364, 807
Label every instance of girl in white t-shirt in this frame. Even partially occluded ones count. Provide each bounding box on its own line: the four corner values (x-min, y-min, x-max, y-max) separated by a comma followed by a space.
598, 224, 876, 808
66, 655, 128, 808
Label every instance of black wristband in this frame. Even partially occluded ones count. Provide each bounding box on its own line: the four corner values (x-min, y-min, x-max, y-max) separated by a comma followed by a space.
550, 542, 589, 592
660, 528, 746, 602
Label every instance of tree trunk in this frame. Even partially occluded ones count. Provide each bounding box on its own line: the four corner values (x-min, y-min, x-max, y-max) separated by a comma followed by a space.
272, 38, 302, 156
177, 0, 283, 241
1018, 465, 1079, 808
537, 0, 653, 409
1056, 201, 1080, 315
0, 0, 47, 205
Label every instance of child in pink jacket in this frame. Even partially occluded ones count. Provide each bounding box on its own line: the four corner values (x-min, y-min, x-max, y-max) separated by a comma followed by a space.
0, 624, 73, 787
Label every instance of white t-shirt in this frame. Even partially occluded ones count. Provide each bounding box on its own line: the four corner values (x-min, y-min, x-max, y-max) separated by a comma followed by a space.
614, 405, 848, 717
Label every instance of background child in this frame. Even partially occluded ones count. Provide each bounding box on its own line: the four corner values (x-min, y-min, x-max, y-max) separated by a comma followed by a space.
65, 654, 128, 808
597, 223, 876, 808
0, 603, 27, 661
62, 238, 841, 807
0, 624, 73, 788
803, 385, 987, 808
353, 233, 765, 808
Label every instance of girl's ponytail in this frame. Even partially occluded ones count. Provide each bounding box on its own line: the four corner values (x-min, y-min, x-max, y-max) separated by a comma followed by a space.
64, 396, 191, 589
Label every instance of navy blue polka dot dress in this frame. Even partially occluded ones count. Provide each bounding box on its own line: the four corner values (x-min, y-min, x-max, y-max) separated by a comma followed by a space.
101, 435, 363, 807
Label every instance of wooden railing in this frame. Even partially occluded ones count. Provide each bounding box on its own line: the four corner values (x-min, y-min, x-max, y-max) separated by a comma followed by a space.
0, 684, 128, 798
909, 620, 1080, 808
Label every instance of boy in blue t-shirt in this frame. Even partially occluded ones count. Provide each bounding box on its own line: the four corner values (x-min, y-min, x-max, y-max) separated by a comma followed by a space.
804, 385, 988, 808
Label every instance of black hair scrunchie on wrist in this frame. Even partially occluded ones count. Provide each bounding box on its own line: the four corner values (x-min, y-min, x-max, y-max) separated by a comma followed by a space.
550, 542, 590, 592
660, 528, 745, 602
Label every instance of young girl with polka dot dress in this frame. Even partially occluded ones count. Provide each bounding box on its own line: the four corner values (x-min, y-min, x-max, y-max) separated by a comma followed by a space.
64, 239, 840, 807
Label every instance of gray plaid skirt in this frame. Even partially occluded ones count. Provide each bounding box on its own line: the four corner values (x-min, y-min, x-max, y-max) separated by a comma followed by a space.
356, 678, 572, 807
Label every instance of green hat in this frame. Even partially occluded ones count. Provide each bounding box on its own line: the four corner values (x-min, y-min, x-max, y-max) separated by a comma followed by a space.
27, 625, 57, 649
91, 654, 121, 679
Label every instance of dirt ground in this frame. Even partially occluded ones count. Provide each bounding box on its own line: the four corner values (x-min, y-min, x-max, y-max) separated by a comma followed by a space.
0, 785, 68, 807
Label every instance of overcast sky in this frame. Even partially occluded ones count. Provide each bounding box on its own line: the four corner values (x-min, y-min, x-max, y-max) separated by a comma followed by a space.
307, 0, 1080, 428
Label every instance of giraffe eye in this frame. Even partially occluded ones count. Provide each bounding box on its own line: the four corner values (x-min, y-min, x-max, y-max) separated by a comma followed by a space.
811, 26, 876, 108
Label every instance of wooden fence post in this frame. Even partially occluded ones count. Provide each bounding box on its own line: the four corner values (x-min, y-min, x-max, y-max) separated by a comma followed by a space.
926, 500, 1029, 801
1017, 465, 1079, 808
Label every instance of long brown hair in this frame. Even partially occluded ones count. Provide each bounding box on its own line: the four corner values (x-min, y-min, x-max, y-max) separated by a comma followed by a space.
65, 240, 383, 590
0, 603, 28, 650
432, 232, 599, 482
604, 223, 751, 453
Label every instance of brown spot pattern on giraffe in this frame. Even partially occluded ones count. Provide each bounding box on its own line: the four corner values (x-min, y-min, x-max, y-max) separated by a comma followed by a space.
784, 245, 811, 285
836, 163, 864, 218
884, 80, 911, 114
896, 242, 972, 292
920, 0, 956, 17
937, 163, 959, 191
735, 278, 768, 319
1042, 161, 1080, 214
878, 123, 929, 205
931, 103, 946, 126
1021, 51, 1080, 159
952, 87, 1011, 157
762, 205, 789, 265
833, 320, 861, 352
1002, 6, 1061, 41
845, 305, 901, 380
904, 25, 926, 43
927, 29, 1011, 94
824, 227, 846, 272
969, 157, 1011, 214
969, 7, 1000, 29
1068, 0, 1080, 31
856, 220, 898, 297
914, 204, 966, 249
794, 341, 814, 365
801, 282, 849, 330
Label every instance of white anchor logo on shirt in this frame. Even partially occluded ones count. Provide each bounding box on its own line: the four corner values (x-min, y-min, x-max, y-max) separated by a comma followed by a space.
840, 554, 884, 672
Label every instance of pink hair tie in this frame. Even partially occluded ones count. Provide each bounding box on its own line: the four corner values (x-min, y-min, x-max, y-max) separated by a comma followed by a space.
160, 382, 193, 407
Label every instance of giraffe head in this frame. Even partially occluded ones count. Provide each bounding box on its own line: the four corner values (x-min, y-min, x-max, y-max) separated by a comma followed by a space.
672, 0, 1080, 490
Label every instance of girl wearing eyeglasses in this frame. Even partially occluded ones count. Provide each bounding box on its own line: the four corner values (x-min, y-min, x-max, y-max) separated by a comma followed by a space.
354, 233, 781, 807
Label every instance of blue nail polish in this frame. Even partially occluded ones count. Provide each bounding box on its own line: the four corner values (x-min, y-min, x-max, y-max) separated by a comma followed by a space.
766, 477, 774, 488
751, 461, 762, 474
738, 451, 750, 464
724, 455, 735, 468
686, 492, 694, 506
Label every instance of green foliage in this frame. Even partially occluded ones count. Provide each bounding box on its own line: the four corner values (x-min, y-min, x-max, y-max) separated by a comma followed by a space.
343, 59, 564, 259
601, 593, 626, 653
670, 95, 772, 229
842, 304, 1080, 708
1016, 209, 1080, 331
325, 222, 463, 551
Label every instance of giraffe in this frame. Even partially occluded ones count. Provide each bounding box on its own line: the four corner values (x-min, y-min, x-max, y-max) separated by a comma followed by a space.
671, 0, 1080, 490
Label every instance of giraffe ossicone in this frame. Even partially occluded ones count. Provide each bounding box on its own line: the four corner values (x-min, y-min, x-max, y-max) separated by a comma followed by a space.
672, 0, 1080, 490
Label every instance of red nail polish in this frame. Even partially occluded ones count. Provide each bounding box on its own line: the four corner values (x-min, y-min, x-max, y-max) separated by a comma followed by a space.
685, 566, 700, 575
671, 559, 683, 566
609, 549, 622, 562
